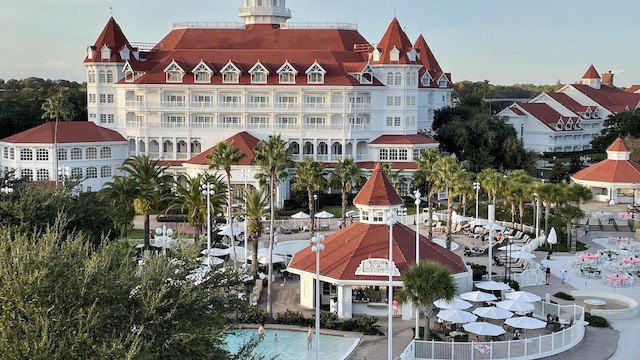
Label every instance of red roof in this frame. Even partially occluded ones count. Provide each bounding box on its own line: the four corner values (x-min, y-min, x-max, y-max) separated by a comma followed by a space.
628, 85, 640, 93
185, 131, 260, 165
1, 121, 126, 144
371, 18, 416, 65
85, 17, 133, 63
571, 159, 640, 183
545, 92, 589, 114
514, 103, 574, 131
582, 65, 601, 79
607, 137, 629, 152
288, 222, 468, 281
570, 84, 640, 113
510, 107, 525, 116
414, 34, 450, 88
353, 163, 404, 206
370, 134, 437, 145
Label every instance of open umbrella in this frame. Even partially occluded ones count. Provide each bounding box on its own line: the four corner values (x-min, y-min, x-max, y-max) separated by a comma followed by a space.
505, 316, 546, 337
484, 223, 505, 231
496, 300, 534, 313
218, 224, 242, 236
257, 254, 286, 265
291, 211, 310, 219
460, 291, 497, 303
470, 219, 489, 227
505, 291, 542, 303
314, 210, 335, 218
511, 251, 536, 259
437, 309, 477, 324
473, 307, 513, 320
498, 244, 524, 252
463, 322, 506, 336
476, 281, 512, 291
273, 240, 310, 256
200, 248, 231, 257
433, 297, 472, 310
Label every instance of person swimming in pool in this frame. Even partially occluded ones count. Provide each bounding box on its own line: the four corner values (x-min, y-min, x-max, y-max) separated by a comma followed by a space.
307, 326, 313, 349
258, 323, 265, 340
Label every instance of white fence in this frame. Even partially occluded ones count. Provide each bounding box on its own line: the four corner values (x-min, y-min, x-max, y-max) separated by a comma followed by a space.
401, 303, 585, 360
484, 269, 547, 287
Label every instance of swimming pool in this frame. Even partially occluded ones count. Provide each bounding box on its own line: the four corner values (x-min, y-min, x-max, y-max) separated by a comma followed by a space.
225, 328, 359, 360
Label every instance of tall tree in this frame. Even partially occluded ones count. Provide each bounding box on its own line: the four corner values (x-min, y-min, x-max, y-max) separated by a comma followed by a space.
537, 182, 563, 235
243, 187, 268, 275
413, 149, 441, 239
381, 162, 405, 195
549, 159, 567, 183
567, 183, 593, 210
292, 157, 327, 241
505, 170, 532, 230
41, 91, 75, 186
118, 155, 172, 249
206, 140, 247, 266
478, 168, 506, 206
253, 135, 292, 320
433, 155, 469, 249
591, 110, 640, 151
101, 176, 139, 238
396, 262, 457, 340
329, 157, 363, 227
557, 204, 585, 247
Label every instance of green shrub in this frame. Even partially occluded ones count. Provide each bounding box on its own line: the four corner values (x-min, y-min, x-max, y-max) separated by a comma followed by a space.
320, 311, 339, 329
508, 279, 520, 291
585, 313, 609, 328
415, 327, 443, 340
275, 310, 310, 326
237, 307, 268, 324
553, 292, 575, 301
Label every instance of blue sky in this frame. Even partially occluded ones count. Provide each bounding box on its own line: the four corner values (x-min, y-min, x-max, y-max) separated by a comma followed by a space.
2, 0, 638, 87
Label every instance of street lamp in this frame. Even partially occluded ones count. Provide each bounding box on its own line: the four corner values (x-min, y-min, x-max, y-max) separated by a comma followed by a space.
386, 209, 397, 360
155, 224, 174, 254
473, 182, 481, 220
413, 189, 421, 339
241, 168, 252, 268
201, 182, 215, 267
310, 234, 325, 360
533, 192, 540, 237
1, 185, 14, 195
58, 167, 69, 187
488, 204, 495, 281
632, 184, 637, 220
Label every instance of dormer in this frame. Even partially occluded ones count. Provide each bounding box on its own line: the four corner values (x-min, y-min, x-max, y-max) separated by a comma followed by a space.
437, 74, 449, 88
306, 61, 326, 84
100, 45, 111, 61
574, 119, 583, 130
164, 60, 185, 83
555, 119, 564, 131
583, 108, 592, 119
220, 60, 241, 84
119, 46, 130, 61
249, 61, 270, 84
359, 64, 374, 84
592, 108, 600, 119
580, 65, 601, 89
87, 46, 96, 60
123, 61, 135, 82
565, 118, 574, 130
421, 72, 432, 86
389, 46, 400, 62
408, 48, 417, 62
372, 48, 381, 62
352, 163, 403, 225
277, 61, 298, 84
192, 60, 214, 83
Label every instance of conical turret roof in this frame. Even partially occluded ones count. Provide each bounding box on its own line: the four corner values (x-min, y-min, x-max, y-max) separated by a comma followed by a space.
353, 163, 403, 206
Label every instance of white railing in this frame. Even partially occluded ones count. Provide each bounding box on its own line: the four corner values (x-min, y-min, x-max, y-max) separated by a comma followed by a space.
283, 22, 357, 30
172, 22, 244, 29
484, 268, 546, 287
403, 303, 585, 360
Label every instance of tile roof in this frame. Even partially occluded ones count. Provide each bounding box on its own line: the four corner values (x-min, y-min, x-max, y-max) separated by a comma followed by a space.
571, 159, 640, 183
85, 17, 133, 63
288, 221, 468, 281
1, 121, 126, 144
570, 84, 640, 113
371, 18, 417, 65
513, 103, 573, 131
185, 131, 260, 165
628, 85, 640, 93
370, 134, 437, 145
607, 137, 629, 152
353, 163, 404, 206
414, 34, 451, 88
582, 65, 601, 79
545, 92, 589, 114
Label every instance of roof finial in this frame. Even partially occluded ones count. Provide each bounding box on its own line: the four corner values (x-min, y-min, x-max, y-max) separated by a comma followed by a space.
109, 6, 113, 16
393, 8, 397, 17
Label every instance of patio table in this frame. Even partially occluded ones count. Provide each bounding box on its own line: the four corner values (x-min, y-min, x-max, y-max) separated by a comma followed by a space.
607, 274, 631, 286
578, 253, 599, 261
623, 258, 640, 266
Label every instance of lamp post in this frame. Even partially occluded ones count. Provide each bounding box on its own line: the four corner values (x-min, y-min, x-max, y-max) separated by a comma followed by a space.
632, 184, 637, 220
241, 168, 252, 268
201, 182, 215, 267
386, 209, 397, 360
1, 185, 13, 196
473, 182, 481, 220
57, 166, 69, 187
311, 234, 325, 360
534, 192, 540, 237
487, 204, 495, 281
154, 224, 173, 254
413, 189, 421, 339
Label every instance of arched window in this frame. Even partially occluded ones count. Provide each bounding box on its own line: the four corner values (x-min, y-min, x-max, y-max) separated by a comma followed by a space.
70, 148, 82, 160
100, 166, 112, 178
331, 142, 342, 155
163, 140, 173, 154
394, 72, 402, 85
20, 169, 33, 181
387, 72, 394, 85
98, 70, 106, 83
177, 140, 188, 153
58, 148, 67, 161
86, 147, 97, 159
303, 142, 314, 155
36, 149, 48, 161
9, 148, 14, 160
2, 147, 7, 159
20, 149, 33, 161
190, 140, 201, 154
71, 167, 83, 179
36, 169, 50, 181
100, 147, 112, 158
88, 69, 96, 83
318, 142, 328, 155
86, 167, 98, 178
106, 70, 114, 83
289, 141, 300, 154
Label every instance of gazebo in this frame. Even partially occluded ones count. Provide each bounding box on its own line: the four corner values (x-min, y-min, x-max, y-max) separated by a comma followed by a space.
287, 163, 471, 319
571, 138, 640, 204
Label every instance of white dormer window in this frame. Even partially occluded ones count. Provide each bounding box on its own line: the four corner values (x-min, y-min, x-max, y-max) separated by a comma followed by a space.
164, 60, 185, 83
372, 48, 381, 62
556, 119, 564, 131
359, 64, 374, 84
123, 62, 134, 82
87, 47, 95, 60
119, 46, 130, 61
389, 46, 400, 62
408, 48, 417, 62
100, 45, 111, 60
438, 74, 448, 87
421, 72, 432, 86
192, 61, 214, 84
593, 108, 600, 118
306, 61, 326, 84
584, 109, 592, 119
575, 120, 583, 130
249, 61, 269, 84
220, 60, 241, 84
277, 61, 298, 84
565, 119, 573, 130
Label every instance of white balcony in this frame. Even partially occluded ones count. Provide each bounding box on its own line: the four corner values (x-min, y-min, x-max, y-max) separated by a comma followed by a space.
316, 155, 329, 162
218, 102, 244, 110
274, 102, 300, 111
176, 153, 190, 160
191, 102, 215, 110
161, 101, 187, 109
274, 123, 301, 131
161, 121, 187, 129
190, 121, 215, 129
302, 103, 330, 111
246, 102, 272, 110
238, 6, 291, 17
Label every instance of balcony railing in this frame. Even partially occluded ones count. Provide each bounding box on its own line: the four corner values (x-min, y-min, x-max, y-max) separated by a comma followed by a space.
123, 100, 372, 113
124, 120, 371, 133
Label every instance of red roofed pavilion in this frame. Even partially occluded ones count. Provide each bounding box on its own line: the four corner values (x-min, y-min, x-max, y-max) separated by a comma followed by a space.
571, 138, 640, 204
288, 163, 470, 319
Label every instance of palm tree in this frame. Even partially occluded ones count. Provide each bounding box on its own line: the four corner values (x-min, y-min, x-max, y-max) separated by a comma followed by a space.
118, 155, 172, 249
567, 183, 593, 210
292, 157, 327, 242
505, 170, 532, 230
243, 187, 268, 275
206, 140, 247, 267
381, 162, 405, 195
478, 168, 506, 206
433, 155, 468, 249
413, 149, 441, 239
167, 174, 226, 242
329, 157, 362, 227
41, 91, 75, 186
537, 182, 563, 234
457, 177, 474, 217
557, 204, 585, 247
101, 176, 139, 238
253, 134, 292, 320
396, 262, 457, 340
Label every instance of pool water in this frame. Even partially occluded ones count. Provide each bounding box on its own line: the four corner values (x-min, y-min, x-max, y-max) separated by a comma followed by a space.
225, 329, 359, 360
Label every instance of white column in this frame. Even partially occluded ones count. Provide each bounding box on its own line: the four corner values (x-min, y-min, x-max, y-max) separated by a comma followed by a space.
337, 285, 352, 319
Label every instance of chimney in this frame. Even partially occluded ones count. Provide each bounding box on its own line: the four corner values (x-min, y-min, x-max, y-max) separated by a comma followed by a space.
602, 71, 614, 87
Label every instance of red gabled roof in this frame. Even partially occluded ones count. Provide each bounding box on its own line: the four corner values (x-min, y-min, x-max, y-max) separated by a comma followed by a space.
288, 222, 468, 281
607, 137, 629, 152
414, 34, 441, 72
185, 131, 260, 166
545, 92, 589, 114
85, 17, 133, 63
582, 65, 601, 79
371, 18, 416, 65
1, 121, 126, 144
353, 163, 403, 206
570, 84, 640, 113
370, 134, 437, 145
510, 107, 525, 116
514, 103, 570, 131
628, 85, 640, 94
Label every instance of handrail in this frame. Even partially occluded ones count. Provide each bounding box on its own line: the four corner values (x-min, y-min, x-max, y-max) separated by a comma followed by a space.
597, 218, 604, 231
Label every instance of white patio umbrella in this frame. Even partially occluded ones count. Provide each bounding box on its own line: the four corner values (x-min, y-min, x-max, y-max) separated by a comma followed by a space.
463, 322, 506, 336
258, 254, 286, 265
198, 256, 224, 265
200, 248, 231, 257
496, 300, 535, 313
498, 244, 524, 252
484, 223, 505, 231
505, 316, 546, 337
476, 281, 512, 291
437, 309, 477, 324
460, 291, 497, 303
346, 210, 358, 217
505, 291, 542, 303
470, 219, 489, 227
314, 210, 335, 218
273, 240, 310, 256
291, 211, 310, 219
473, 307, 514, 320
511, 251, 536, 259
547, 228, 558, 247
433, 297, 472, 310
218, 224, 242, 236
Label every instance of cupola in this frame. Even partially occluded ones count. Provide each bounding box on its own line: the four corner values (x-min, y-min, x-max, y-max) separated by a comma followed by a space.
353, 163, 403, 224
239, 0, 291, 28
